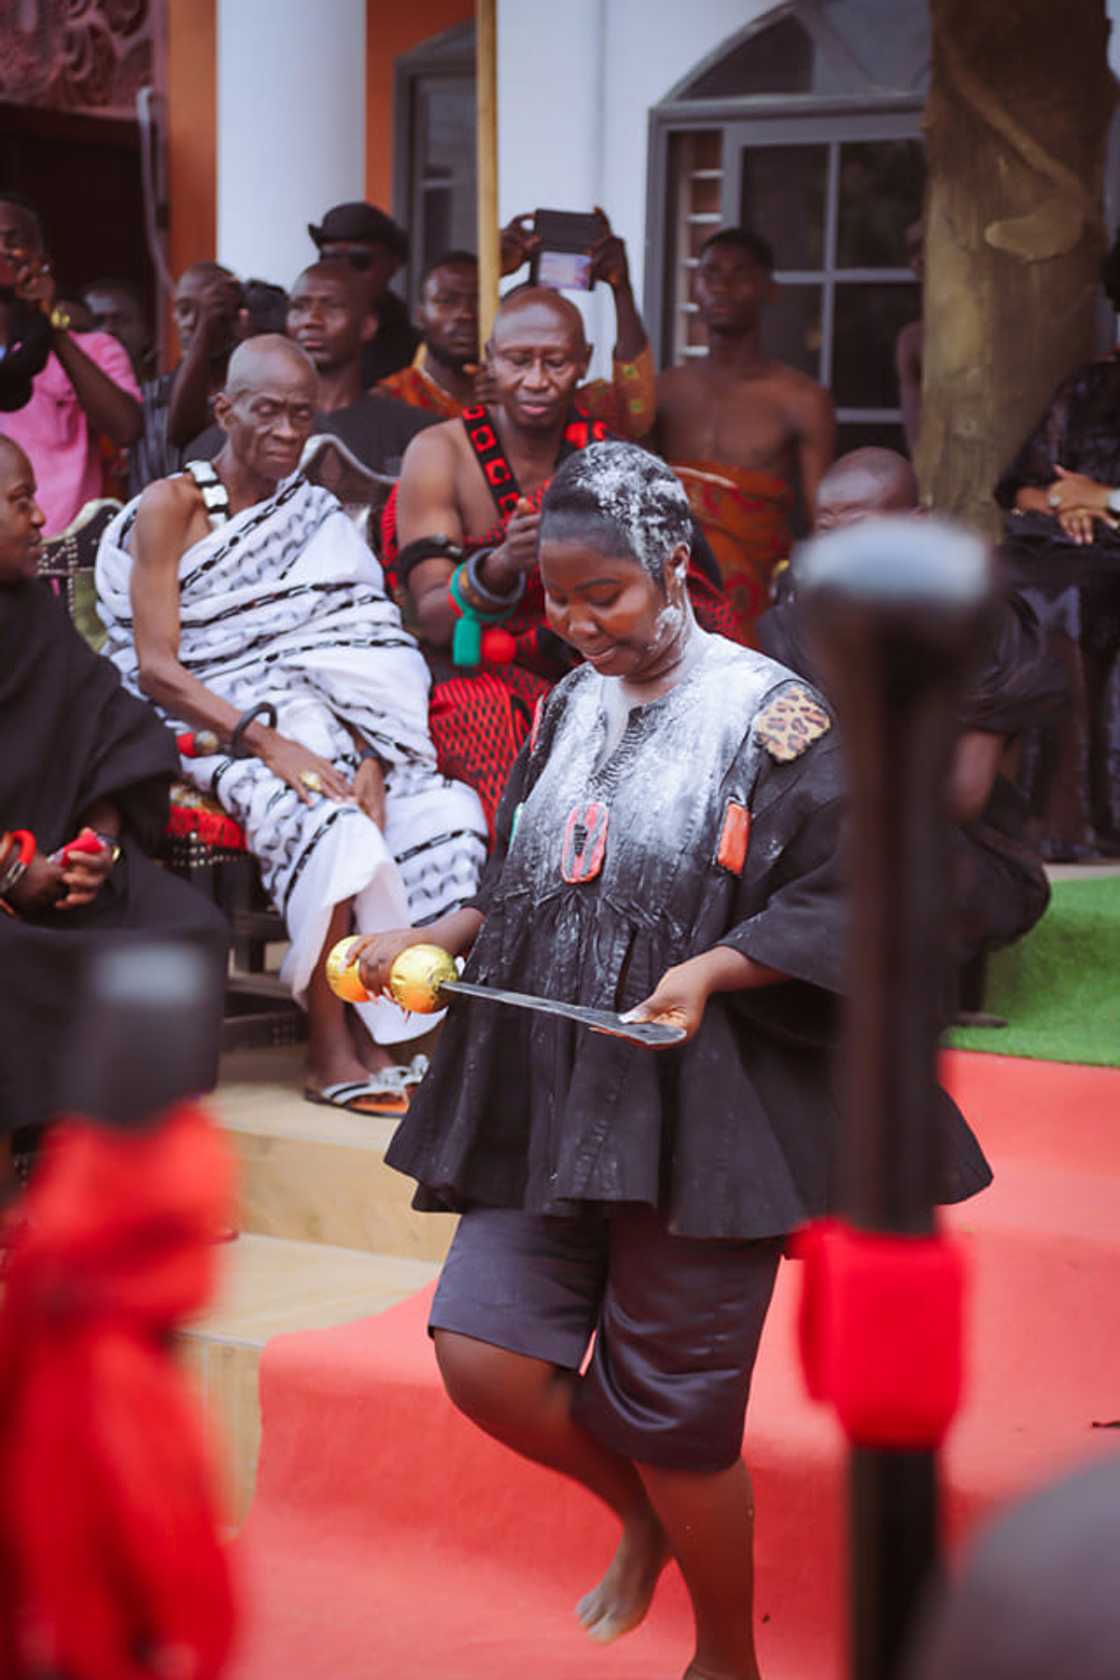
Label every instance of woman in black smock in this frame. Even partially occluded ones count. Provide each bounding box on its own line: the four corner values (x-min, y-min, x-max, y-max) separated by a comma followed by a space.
356, 443, 990, 1680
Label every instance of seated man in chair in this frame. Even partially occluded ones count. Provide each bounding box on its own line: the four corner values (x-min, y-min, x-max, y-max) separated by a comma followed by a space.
96, 336, 487, 1115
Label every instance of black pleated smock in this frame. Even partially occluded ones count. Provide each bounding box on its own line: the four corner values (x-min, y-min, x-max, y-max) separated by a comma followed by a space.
385, 635, 991, 1240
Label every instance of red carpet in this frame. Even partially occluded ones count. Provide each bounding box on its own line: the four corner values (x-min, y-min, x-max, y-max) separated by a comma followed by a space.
226, 1052, 1120, 1680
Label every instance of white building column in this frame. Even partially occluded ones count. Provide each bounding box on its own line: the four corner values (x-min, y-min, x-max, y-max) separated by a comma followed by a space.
496, 0, 613, 373
216, 0, 366, 291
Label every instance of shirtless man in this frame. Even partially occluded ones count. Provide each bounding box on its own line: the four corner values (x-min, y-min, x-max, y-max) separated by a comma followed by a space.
391, 286, 733, 831
657, 226, 835, 644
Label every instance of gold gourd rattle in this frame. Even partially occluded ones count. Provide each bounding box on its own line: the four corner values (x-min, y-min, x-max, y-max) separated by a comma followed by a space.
326, 937, 685, 1046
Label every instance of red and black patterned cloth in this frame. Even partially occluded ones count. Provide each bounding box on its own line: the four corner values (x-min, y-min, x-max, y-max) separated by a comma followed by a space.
382, 407, 739, 837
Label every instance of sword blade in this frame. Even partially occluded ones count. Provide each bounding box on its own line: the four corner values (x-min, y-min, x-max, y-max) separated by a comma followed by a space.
441, 979, 685, 1047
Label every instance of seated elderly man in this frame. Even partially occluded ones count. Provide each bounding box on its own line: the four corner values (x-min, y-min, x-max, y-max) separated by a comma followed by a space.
96, 335, 487, 1115
0, 436, 228, 1188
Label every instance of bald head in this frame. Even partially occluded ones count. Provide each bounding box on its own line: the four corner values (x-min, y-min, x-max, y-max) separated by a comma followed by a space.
491, 285, 589, 352
224, 334, 316, 399
816, 448, 919, 532
214, 335, 317, 486
485, 286, 592, 432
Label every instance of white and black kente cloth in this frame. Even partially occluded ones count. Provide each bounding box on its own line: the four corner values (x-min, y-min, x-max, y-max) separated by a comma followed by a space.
96, 469, 487, 1045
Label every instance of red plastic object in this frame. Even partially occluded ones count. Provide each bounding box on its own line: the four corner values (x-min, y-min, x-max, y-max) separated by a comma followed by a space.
794, 1217, 966, 1449
60, 827, 105, 864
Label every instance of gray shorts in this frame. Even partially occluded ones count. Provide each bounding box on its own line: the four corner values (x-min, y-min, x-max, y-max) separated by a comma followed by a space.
429, 1203, 782, 1472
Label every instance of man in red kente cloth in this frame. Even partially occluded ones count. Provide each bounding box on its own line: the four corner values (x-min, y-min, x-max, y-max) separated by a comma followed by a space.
386, 286, 735, 833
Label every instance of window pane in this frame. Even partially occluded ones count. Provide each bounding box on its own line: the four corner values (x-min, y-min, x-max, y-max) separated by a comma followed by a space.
682, 16, 847, 97
416, 77, 477, 257
836, 139, 925, 269
832, 282, 920, 408
664, 128, 723, 365
821, 0, 931, 95
740, 144, 828, 271
763, 282, 823, 379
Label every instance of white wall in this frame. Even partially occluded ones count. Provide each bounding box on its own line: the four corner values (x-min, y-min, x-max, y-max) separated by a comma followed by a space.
216, 0, 367, 291
497, 0, 771, 371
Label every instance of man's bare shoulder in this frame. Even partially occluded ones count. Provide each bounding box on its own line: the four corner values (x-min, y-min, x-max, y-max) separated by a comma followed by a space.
400, 416, 465, 471
132, 473, 204, 560
137, 472, 203, 521
766, 362, 834, 423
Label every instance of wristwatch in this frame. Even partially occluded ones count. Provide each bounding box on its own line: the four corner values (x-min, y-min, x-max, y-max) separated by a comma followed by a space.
1106, 488, 1120, 515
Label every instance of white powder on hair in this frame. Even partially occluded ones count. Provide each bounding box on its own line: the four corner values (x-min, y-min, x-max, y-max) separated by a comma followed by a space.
545, 442, 693, 581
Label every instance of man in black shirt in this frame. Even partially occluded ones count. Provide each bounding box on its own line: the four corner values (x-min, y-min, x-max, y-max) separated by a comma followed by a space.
308, 201, 420, 385
287, 261, 435, 474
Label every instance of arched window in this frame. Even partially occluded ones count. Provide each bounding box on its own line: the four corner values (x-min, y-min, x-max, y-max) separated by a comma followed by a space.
646, 0, 930, 456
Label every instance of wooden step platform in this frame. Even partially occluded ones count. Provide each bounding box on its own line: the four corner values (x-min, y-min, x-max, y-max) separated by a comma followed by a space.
210, 1045, 456, 1263
178, 1231, 439, 1522
179, 1044, 454, 1520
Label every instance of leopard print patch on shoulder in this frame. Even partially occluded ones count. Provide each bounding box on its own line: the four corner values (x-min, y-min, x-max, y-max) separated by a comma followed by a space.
754, 684, 832, 763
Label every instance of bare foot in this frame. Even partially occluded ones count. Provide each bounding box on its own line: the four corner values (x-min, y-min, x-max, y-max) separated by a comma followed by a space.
575, 1508, 668, 1643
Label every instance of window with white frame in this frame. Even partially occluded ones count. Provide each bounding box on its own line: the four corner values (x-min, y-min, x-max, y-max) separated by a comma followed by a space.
648, 0, 930, 457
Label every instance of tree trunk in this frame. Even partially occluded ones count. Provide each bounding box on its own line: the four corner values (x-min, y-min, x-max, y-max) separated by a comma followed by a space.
918, 1, 1117, 533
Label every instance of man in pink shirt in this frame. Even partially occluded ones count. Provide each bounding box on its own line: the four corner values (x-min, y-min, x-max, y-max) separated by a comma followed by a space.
0, 196, 141, 535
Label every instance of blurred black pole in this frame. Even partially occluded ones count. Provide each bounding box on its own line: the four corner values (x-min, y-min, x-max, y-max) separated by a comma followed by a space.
800, 518, 992, 1680
60, 939, 225, 1128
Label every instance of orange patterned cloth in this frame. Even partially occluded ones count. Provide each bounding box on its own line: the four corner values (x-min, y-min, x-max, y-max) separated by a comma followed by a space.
379, 345, 656, 440
672, 461, 794, 648
377, 361, 462, 419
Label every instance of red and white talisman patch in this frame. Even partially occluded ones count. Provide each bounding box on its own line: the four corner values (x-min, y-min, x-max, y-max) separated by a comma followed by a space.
755, 684, 831, 763
716, 801, 751, 875
561, 802, 609, 882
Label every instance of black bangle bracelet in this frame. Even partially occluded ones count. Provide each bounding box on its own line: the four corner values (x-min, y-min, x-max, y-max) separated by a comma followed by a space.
466, 549, 525, 610
230, 701, 278, 759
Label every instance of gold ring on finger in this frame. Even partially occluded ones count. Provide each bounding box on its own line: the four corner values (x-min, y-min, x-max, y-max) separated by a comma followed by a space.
300, 769, 323, 793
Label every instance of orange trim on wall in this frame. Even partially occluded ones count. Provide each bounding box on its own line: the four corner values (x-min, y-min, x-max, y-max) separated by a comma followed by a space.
364, 0, 474, 212
165, 0, 216, 358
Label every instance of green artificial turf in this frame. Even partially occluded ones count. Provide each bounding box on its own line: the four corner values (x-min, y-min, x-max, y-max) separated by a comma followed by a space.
946, 876, 1120, 1066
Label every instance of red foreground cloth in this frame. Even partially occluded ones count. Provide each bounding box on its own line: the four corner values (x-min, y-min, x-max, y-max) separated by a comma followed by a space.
0, 1105, 237, 1680
795, 1217, 967, 1450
